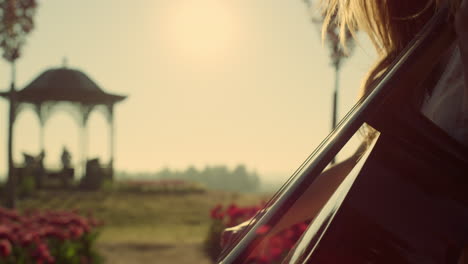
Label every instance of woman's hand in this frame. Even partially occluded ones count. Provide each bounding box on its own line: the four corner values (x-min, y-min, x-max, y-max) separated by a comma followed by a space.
220, 220, 251, 249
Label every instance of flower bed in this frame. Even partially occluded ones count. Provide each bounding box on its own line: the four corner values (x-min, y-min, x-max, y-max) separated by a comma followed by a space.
204, 203, 308, 263
0, 207, 102, 264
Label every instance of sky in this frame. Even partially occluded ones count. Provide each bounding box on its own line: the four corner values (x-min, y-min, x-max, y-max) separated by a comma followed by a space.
0, 0, 376, 181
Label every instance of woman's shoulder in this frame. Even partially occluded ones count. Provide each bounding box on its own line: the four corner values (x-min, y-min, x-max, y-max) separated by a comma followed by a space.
421, 44, 468, 146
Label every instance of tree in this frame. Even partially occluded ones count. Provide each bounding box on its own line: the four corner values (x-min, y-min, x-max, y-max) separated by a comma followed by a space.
2, 0, 38, 208
0, 0, 37, 63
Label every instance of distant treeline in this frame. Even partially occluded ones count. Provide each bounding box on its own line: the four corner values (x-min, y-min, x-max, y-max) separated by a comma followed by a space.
116, 165, 260, 192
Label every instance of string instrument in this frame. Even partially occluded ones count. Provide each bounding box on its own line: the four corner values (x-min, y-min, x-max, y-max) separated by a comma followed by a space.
218, 3, 468, 263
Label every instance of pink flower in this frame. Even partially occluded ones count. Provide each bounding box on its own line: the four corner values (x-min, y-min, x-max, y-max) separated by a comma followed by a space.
255, 225, 270, 236
0, 239, 11, 257
0, 225, 16, 243
32, 243, 55, 263
210, 204, 224, 220
41, 226, 69, 241
213, 202, 309, 263
19, 230, 40, 246
267, 236, 286, 260
70, 226, 84, 239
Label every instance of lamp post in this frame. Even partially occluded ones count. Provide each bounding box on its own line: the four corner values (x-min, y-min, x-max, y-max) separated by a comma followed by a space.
1, 0, 38, 208
303, 0, 355, 164
5, 61, 16, 208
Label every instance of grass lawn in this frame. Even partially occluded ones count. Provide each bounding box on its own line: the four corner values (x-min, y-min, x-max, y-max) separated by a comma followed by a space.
16, 189, 270, 263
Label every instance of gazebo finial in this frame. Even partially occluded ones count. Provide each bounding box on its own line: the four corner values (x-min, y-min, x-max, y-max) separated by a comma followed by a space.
62, 57, 68, 68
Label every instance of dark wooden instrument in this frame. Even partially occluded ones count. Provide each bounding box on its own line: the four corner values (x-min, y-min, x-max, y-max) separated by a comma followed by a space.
218, 3, 468, 264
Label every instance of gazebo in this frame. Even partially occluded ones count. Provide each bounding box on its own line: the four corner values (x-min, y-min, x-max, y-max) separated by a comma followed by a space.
0, 66, 127, 182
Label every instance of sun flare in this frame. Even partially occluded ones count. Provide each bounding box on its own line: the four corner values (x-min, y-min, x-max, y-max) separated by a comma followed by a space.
164, 0, 239, 63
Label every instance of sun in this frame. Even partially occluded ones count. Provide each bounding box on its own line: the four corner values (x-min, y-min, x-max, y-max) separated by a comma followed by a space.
164, 0, 239, 64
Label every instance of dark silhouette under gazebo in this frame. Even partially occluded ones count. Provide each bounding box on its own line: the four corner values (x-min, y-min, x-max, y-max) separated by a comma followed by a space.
0, 66, 127, 187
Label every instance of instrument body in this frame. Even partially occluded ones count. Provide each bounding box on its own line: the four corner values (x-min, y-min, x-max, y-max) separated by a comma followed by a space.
287, 129, 468, 263
218, 5, 468, 264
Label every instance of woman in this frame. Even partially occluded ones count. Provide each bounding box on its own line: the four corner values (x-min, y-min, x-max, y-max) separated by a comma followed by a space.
222, 0, 468, 262
279, 0, 468, 232
311, 1, 468, 262
320, 0, 468, 145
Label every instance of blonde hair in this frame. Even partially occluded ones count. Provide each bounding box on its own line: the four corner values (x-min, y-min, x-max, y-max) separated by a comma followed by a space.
320, 0, 459, 96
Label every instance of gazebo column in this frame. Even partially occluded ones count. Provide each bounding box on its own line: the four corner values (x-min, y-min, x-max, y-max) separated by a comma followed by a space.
80, 125, 87, 177
32, 103, 49, 190
80, 105, 93, 177
107, 104, 115, 179
34, 103, 46, 154
39, 125, 44, 153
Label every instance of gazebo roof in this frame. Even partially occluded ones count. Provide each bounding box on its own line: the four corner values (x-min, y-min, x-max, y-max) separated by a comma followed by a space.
0, 67, 127, 105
